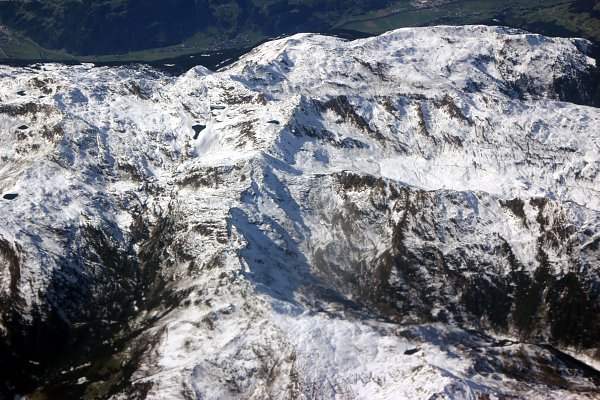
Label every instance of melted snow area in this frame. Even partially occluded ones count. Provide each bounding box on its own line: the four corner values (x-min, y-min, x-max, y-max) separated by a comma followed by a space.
0, 26, 599, 399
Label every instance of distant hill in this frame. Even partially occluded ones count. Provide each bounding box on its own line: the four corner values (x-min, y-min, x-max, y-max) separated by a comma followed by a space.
0, 0, 389, 56
0, 0, 599, 62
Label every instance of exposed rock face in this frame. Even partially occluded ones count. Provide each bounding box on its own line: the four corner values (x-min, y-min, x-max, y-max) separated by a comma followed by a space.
0, 25, 599, 399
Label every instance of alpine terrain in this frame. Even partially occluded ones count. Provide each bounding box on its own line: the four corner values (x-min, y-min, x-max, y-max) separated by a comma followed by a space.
0, 25, 599, 399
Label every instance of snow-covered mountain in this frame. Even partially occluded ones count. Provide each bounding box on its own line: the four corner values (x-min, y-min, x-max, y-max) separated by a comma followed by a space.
0, 25, 599, 399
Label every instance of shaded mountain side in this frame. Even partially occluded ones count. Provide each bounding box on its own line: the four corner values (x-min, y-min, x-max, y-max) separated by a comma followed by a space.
307, 172, 600, 348
0, 0, 390, 55
1, 0, 600, 64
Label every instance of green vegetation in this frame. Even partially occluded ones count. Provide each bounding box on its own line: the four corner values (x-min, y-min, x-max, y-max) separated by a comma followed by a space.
0, 0, 599, 64
0, 29, 73, 60
503, 1, 600, 43
338, 0, 600, 43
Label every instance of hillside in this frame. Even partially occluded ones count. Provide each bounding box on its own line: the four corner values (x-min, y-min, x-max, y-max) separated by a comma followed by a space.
0, 0, 600, 62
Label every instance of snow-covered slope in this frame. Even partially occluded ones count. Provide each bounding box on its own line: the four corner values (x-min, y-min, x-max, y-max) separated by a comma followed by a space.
0, 26, 599, 399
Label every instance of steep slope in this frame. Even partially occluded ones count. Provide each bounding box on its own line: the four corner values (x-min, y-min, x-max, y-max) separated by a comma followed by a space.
0, 26, 599, 399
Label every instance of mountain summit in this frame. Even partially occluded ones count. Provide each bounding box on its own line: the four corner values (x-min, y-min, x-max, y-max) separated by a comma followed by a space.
0, 25, 599, 399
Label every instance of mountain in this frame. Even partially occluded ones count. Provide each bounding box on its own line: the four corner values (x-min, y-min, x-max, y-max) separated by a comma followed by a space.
1, 0, 600, 63
0, 0, 388, 57
0, 25, 600, 399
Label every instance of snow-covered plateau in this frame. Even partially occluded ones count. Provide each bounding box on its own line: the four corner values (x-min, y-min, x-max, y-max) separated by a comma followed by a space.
0, 25, 599, 399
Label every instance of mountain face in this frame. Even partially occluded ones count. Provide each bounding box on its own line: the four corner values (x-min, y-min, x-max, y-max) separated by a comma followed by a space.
0, 25, 599, 399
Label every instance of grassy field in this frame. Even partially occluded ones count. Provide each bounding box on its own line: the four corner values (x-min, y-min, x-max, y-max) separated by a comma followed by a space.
0, 25, 269, 63
0, 30, 72, 60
